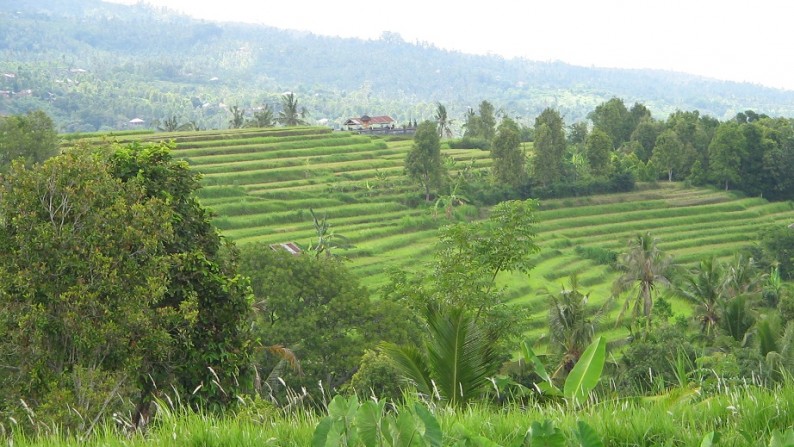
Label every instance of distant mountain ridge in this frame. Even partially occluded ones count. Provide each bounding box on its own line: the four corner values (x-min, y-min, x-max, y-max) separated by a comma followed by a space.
2, 0, 794, 132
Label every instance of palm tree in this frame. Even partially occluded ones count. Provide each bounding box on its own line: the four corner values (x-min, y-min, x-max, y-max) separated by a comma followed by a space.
278, 93, 307, 126
546, 275, 601, 377
228, 105, 245, 129
613, 232, 675, 325
759, 318, 794, 381
723, 253, 764, 299
462, 107, 479, 138
678, 257, 725, 336
435, 102, 454, 139
380, 305, 501, 408
246, 104, 275, 128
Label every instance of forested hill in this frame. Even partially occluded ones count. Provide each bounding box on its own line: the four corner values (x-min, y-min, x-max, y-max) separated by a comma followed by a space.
3, 0, 794, 132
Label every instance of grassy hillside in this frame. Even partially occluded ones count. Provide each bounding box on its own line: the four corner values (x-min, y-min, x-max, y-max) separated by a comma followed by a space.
71, 126, 794, 348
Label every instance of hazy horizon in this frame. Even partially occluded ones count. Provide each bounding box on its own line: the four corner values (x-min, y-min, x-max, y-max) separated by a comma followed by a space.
105, 0, 794, 92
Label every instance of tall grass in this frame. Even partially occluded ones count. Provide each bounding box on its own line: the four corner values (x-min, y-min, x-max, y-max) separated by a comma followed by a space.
8, 380, 794, 446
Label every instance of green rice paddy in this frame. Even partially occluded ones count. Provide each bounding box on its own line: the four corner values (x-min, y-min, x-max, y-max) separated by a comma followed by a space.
97, 126, 794, 349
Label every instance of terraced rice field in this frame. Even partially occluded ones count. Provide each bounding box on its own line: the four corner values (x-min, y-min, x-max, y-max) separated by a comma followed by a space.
80, 126, 794, 349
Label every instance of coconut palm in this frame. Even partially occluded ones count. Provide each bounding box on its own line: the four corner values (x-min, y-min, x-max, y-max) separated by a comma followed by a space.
678, 257, 725, 336
723, 253, 764, 299
278, 93, 307, 126
246, 104, 276, 128
380, 305, 501, 408
435, 102, 454, 139
613, 232, 675, 325
546, 275, 602, 377
760, 318, 794, 380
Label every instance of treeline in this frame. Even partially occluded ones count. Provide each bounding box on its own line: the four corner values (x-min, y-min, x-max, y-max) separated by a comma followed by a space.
420, 97, 794, 203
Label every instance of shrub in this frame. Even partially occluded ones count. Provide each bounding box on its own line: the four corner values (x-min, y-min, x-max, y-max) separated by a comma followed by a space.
346, 350, 404, 401
448, 137, 490, 150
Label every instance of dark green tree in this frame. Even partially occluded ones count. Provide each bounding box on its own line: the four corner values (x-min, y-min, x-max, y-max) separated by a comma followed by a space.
238, 247, 400, 394
708, 121, 746, 190
478, 100, 497, 143
630, 118, 662, 162
490, 115, 526, 187
568, 121, 589, 147
109, 142, 255, 414
405, 120, 444, 201
0, 110, 59, 172
0, 142, 255, 431
585, 127, 612, 177
651, 129, 686, 181
533, 108, 566, 187
758, 225, 794, 280
588, 97, 632, 148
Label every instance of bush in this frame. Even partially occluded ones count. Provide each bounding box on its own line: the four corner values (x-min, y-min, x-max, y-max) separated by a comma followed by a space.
616, 325, 697, 393
448, 137, 490, 150
346, 350, 404, 401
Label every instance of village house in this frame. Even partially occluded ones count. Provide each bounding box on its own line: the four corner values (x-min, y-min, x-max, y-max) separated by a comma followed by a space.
343, 114, 394, 131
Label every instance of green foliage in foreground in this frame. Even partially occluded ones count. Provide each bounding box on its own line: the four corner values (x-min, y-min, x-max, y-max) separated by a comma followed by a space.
5, 379, 794, 446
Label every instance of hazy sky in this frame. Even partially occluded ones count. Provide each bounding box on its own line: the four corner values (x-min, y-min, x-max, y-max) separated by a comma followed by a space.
108, 0, 794, 91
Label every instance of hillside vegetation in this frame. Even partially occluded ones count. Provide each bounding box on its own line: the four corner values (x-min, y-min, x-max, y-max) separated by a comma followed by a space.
4, 0, 794, 132
74, 126, 794, 347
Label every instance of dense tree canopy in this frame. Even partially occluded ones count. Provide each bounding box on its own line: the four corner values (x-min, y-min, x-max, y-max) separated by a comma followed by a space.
0, 142, 255, 431
490, 116, 526, 187
0, 110, 59, 171
533, 108, 566, 187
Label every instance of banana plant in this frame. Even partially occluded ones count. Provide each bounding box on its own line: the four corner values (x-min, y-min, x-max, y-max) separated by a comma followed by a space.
521, 336, 606, 405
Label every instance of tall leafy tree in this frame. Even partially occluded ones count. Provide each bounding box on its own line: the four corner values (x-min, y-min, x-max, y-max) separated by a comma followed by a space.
630, 118, 662, 162
613, 232, 675, 325
238, 247, 386, 393
533, 108, 566, 187
0, 110, 59, 172
651, 129, 686, 181
405, 120, 444, 201
0, 142, 255, 430
568, 121, 590, 147
278, 92, 307, 126
585, 127, 612, 177
490, 115, 526, 187
588, 97, 632, 148
737, 121, 776, 196
478, 100, 497, 143
0, 147, 173, 431
110, 142, 255, 415
665, 110, 718, 176
708, 121, 746, 190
